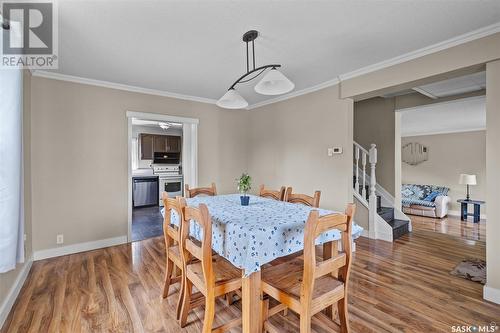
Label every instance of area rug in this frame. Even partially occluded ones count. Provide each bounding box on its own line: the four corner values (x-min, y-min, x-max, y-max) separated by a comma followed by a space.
450, 259, 486, 284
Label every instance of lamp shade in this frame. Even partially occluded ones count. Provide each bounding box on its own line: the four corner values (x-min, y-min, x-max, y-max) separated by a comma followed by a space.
216, 89, 248, 109
254, 68, 295, 95
459, 174, 477, 185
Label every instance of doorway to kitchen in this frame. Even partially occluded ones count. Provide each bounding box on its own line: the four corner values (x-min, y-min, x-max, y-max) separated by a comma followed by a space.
126, 111, 198, 242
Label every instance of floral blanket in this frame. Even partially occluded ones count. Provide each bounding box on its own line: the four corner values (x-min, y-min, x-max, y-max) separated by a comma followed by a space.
401, 184, 449, 207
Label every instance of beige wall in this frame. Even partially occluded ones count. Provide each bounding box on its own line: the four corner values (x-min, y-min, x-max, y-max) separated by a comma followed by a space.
486, 60, 500, 295
354, 97, 396, 195
247, 85, 354, 212
402, 131, 486, 213
0, 71, 33, 321
30, 76, 248, 252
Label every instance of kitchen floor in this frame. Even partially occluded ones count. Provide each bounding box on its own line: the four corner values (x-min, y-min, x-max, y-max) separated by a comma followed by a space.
132, 206, 164, 242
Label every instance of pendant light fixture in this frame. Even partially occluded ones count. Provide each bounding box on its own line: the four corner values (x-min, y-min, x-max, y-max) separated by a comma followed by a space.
216, 30, 294, 109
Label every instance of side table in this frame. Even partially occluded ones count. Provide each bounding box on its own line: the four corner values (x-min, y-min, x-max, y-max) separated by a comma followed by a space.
457, 199, 485, 223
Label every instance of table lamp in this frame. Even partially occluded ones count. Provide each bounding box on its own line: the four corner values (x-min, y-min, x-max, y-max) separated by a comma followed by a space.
459, 174, 477, 201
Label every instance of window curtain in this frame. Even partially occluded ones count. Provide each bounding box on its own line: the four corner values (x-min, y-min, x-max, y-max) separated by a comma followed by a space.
0, 68, 24, 273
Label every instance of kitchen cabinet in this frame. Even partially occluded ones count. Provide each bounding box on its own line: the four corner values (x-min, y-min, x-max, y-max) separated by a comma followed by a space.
140, 134, 154, 159
140, 134, 181, 160
166, 136, 181, 153
154, 135, 167, 153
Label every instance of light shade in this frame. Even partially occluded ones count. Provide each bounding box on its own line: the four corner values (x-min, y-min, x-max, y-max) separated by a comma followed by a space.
216, 89, 248, 109
254, 68, 295, 95
459, 174, 477, 185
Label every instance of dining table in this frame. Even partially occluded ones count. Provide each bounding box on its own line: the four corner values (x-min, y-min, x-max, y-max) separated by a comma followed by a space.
167, 194, 363, 333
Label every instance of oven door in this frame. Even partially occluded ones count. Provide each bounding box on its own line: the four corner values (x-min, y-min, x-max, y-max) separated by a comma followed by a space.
159, 176, 183, 206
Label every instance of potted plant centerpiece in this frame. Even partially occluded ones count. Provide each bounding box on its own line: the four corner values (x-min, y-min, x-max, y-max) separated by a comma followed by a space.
237, 173, 252, 206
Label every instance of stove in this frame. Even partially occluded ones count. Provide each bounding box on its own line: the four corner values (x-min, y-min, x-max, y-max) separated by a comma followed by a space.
152, 164, 181, 176
152, 164, 183, 206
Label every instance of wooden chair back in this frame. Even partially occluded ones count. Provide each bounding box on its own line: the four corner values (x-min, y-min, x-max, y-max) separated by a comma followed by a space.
162, 192, 186, 247
259, 184, 286, 201
285, 187, 321, 208
180, 203, 215, 288
301, 204, 356, 306
184, 182, 217, 198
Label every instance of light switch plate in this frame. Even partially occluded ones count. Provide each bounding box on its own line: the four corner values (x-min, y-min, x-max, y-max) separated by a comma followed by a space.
328, 147, 343, 156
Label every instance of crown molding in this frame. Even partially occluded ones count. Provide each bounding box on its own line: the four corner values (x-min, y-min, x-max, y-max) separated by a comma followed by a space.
338, 22, 500, 81
247, 77, 340, 110
31, 70, 218, 105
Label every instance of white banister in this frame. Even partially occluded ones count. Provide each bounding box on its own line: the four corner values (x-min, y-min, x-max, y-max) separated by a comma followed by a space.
368, 144, 378, 239
354, 144, 360, 193
362, 152, 367, 199
369, 144, 377, 198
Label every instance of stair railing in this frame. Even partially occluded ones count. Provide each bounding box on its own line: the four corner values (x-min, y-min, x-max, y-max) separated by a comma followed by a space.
353, 142, 378, 237
368, 144, 378, 237
353, 142, 369, 199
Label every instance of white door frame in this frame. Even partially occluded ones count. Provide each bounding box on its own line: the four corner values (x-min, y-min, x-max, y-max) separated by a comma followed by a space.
126, 111, 199, 242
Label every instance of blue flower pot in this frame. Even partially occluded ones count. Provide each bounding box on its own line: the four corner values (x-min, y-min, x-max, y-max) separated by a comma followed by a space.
240, 195, 250, 206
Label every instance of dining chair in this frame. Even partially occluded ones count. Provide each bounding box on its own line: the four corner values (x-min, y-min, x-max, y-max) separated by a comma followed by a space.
285, 187, 321, 208
185, 182, 217, 198
261, 204, 356, 333
161, 192, 187, 320
259, 184, 286, 201
178, 202, 242, 332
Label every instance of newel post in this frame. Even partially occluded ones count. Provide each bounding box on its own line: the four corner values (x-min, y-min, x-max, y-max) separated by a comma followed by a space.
368, 144, 378, 238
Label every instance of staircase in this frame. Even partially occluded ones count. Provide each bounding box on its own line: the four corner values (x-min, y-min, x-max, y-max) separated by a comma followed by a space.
353, 142, 411, 241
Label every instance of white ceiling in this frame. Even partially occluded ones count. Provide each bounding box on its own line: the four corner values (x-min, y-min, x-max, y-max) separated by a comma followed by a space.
399, 96, 485, 137
414, 71, 486, 98
43, 1, 500, 106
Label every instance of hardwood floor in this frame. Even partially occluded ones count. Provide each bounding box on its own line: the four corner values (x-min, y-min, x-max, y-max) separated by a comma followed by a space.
2, 215, 498, 333
410, 214, 486, 241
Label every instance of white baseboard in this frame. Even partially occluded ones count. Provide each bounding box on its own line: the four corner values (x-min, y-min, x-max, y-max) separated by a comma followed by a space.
33, 235, 128, 261
0, 258, 33, 329
448, 210, 487, 220
484, 285, 500, 304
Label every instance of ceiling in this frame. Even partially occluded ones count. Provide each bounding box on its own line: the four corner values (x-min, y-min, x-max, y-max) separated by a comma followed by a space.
40, 1, 500, 107
399, 96, 485, 137
414, 71, 486, 98
383, 71, 486, 98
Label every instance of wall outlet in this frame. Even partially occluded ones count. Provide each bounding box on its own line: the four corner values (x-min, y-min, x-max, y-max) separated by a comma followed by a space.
328, 147, 343, 156
56, 234, 64, 245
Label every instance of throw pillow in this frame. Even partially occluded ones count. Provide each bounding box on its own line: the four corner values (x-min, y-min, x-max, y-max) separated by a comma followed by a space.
424, 191, 440, 202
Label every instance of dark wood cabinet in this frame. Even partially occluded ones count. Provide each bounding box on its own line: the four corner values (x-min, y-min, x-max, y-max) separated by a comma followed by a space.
166, 136, 181, 153
140, 134, 154, 159
140, 134, 181, 160
153, 135, 167, 153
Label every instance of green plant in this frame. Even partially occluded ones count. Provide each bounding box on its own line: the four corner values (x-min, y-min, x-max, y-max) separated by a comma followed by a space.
237, 173, 252, 196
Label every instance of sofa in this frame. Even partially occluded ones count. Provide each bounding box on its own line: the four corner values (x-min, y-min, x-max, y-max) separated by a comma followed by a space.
401, 184, 451, 218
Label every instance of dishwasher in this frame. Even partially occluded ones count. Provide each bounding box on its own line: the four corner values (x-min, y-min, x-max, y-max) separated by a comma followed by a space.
132, 176, 159, 208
